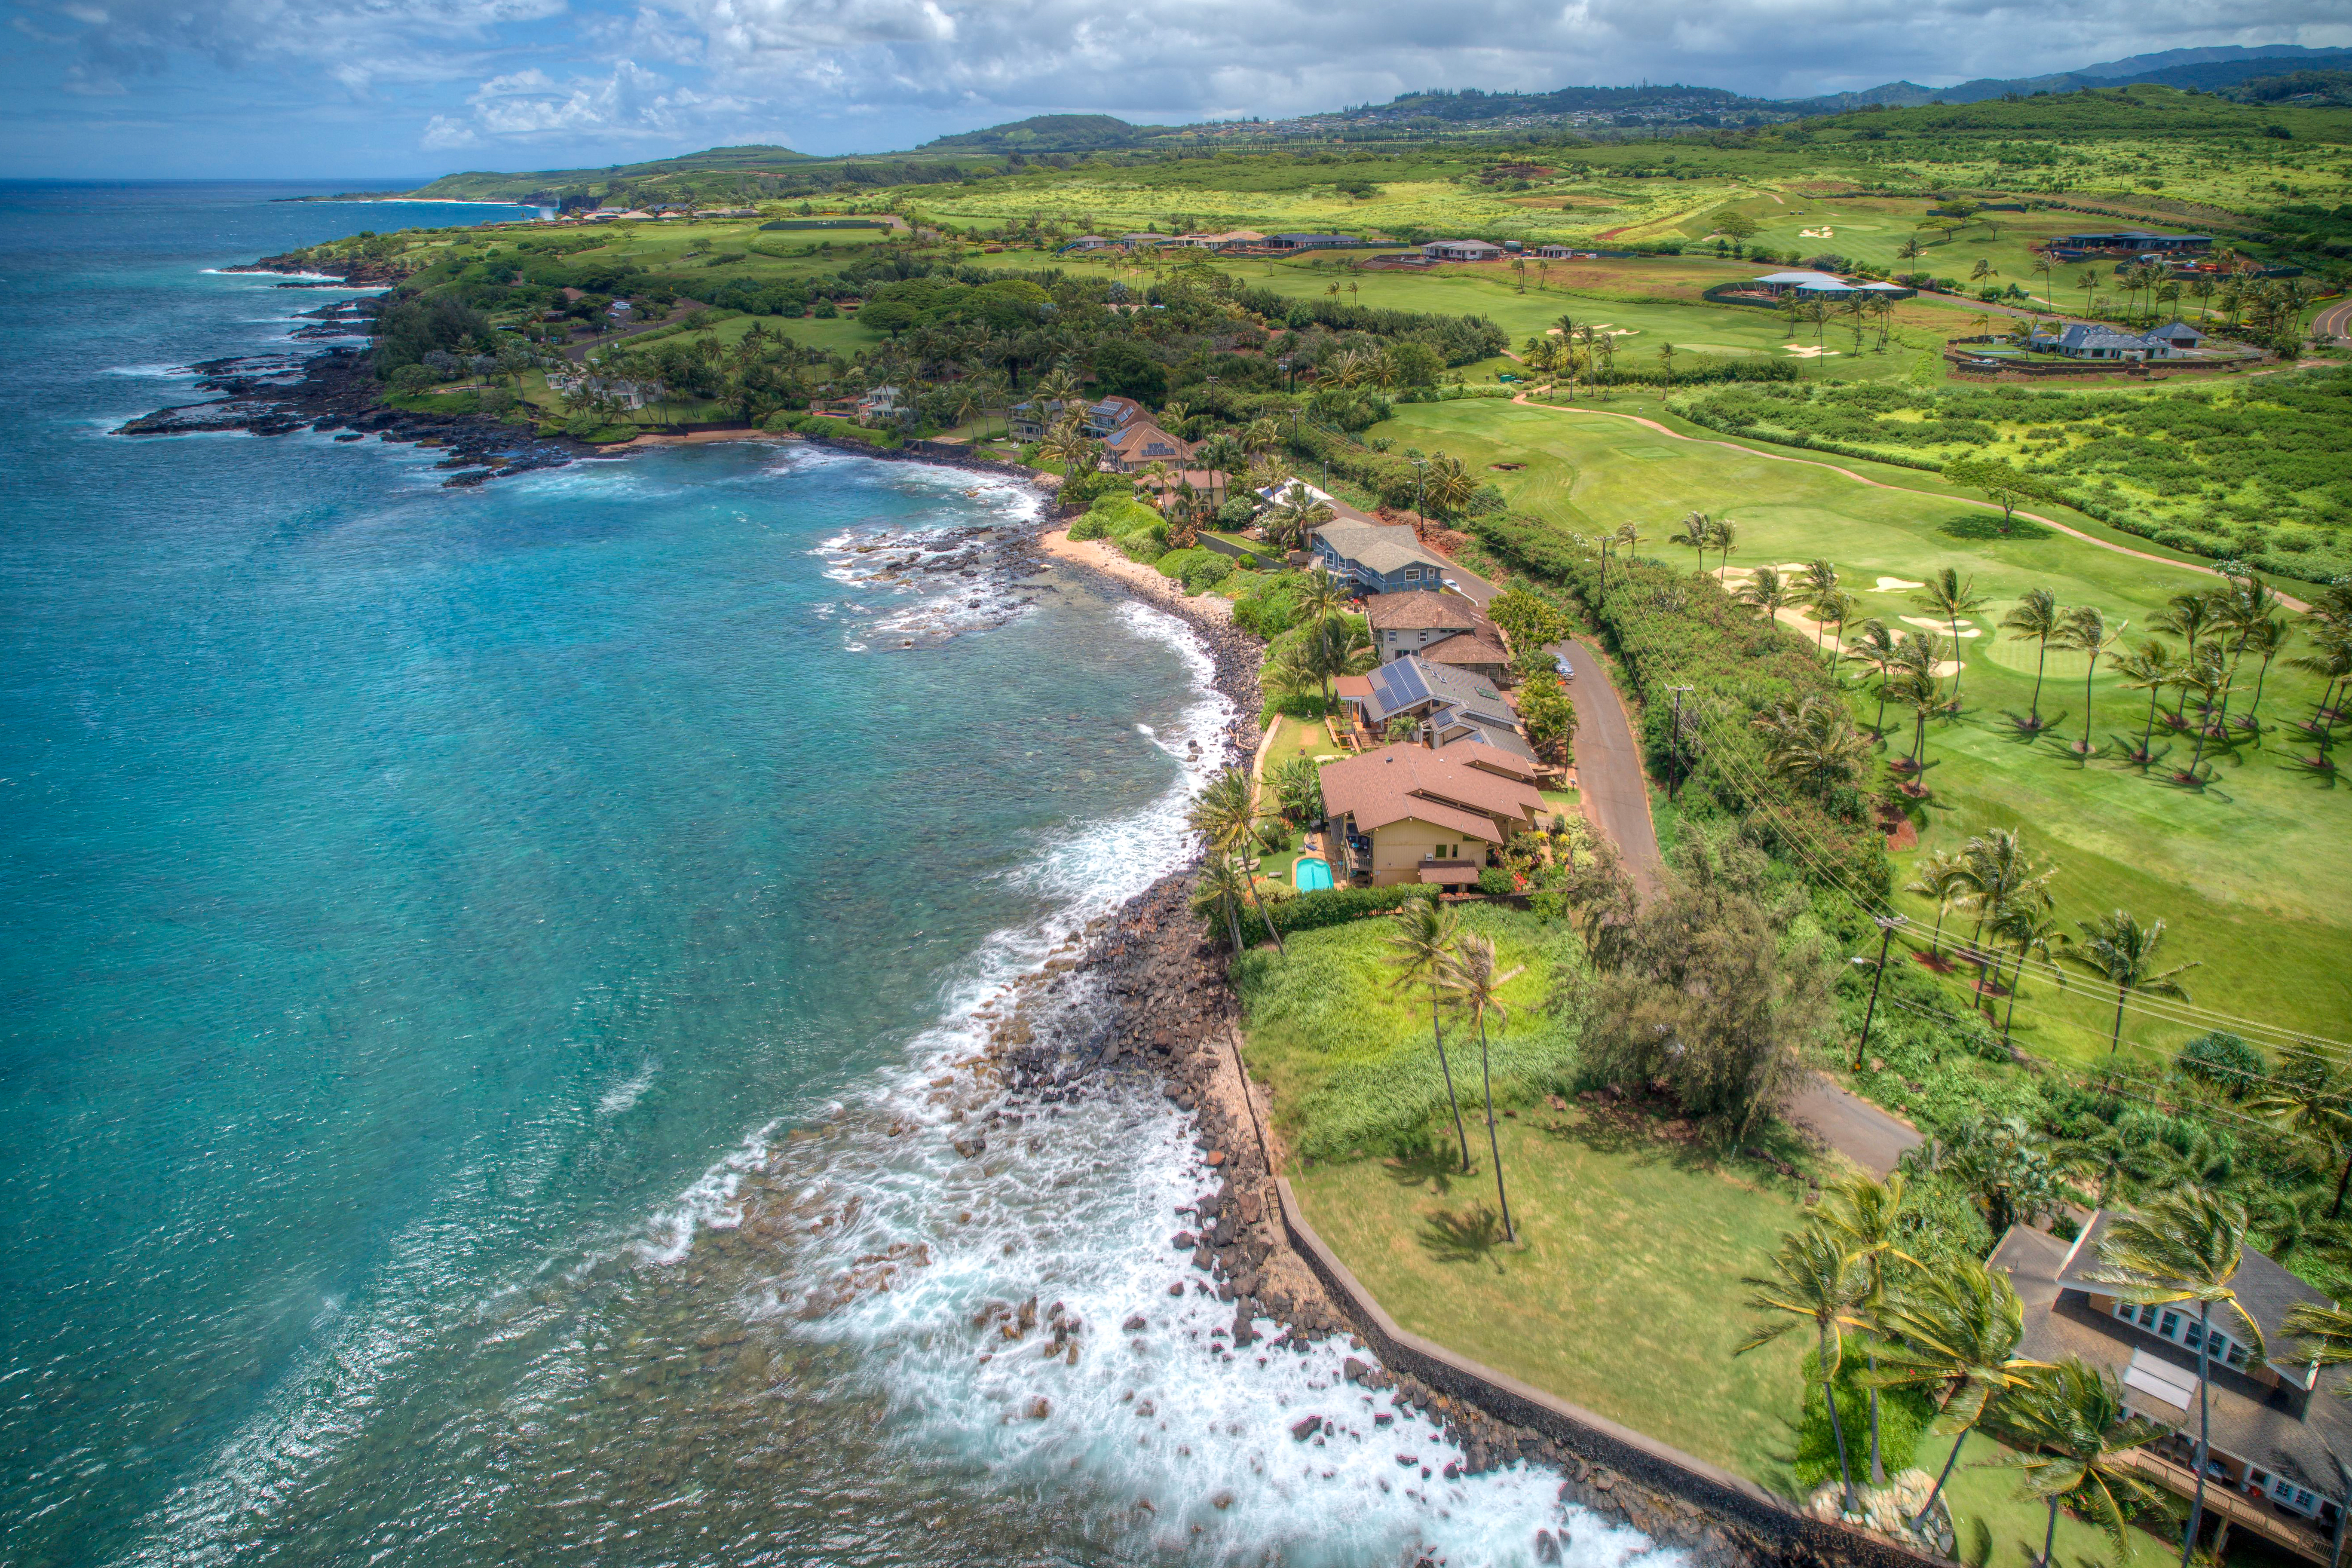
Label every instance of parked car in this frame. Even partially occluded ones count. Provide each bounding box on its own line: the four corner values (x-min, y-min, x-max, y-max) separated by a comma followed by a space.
1553, 653, 1576, 680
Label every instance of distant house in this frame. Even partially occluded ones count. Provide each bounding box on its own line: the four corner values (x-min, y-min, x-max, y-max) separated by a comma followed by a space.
1102, 422, 1194, 473
1316, 739, 1545, 886
1311, 521, 1455, 594
1532, 245, 1595, 260
1265, 233, 1362, 251
857, 385, 903, 422
2030, 324, 2189, 361
1062, 235, 1115, 251
1081, 396, 1147, 437
2057, 230, 2214, 255
1423, 239, 1506, 263
1752, 269, 1859, 297
1340, 655, 1536, 765
2147, 319, 2211, 352
1365, 592, 1497, 666
1417, 630, 1514, 683
1116, 232, 1167, 247
1993, 1213, 2349, 1560
1168, 230, 1265, 251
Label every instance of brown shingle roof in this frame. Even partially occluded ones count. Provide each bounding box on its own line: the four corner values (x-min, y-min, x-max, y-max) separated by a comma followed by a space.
1436, 739, 1539, 783
1317, 743, 1545, 839
1365, 593, 1486, 632
1418, 631, 1511, 667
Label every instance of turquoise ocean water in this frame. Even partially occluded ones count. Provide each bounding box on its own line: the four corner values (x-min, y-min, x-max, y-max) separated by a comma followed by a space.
0, 183, 1654, 1568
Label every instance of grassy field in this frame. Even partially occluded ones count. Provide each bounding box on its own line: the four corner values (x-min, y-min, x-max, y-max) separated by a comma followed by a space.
1365, 396, 2352, 1062
1289, 1107, 1826, 1487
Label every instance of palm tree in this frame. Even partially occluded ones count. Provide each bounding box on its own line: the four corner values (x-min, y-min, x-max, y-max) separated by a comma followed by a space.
2152, 591, 2221, 723
1740, 564, 1793, 623
2229, 615, 2288, 743
1905, 851, 1967, 960
2002, 588, 2064, 732
1862, 1258, 2043, 1529
1041, 416, 1098, 483
1914, 569, 1987, 708
1738, 1225, 1871, 1515
1440, 932, 1524, 1242
1707, 515, 1738, 579
1675, 510, 1712, 567
1189, 854, 1249, 951
1186, 771, 1283, 952
1752, 693, 1874, 795
2289, 626, 2352, 748
2061, 910, 2197, 1069
1893, 666, 1943, 773
2112, 640, 2177, 767
2092, 1187, 2264, 1568
2057, 605, 2124, 758
1385, 896, 1472, 1173
2249, 1045, 2352, 1219
1993, 1359, 2173, 1568
1956, 828, 2055, 984
1799, 559, 1841, 650
1991, 903, 2064, 1049
1850, 619, 1901, 735
1816, 1174, 1917, 1484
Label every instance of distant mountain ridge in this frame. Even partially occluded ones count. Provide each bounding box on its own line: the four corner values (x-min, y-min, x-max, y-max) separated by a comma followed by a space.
1781, 43, 2352, 110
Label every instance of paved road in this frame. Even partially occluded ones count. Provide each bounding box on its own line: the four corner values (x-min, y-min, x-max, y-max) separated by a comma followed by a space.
1784, 1074, 1925, 1177
1547, 635, 1664, 899
2314, 296, 2352, 346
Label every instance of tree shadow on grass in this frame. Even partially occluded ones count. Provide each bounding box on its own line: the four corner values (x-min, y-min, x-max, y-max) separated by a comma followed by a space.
1937, 512, 2052, 543
1418, 1203, 1509, 1270
1381, 1147, 1473, 1198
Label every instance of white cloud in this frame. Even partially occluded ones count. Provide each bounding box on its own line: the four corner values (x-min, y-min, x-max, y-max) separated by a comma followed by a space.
422, 58, 754, 147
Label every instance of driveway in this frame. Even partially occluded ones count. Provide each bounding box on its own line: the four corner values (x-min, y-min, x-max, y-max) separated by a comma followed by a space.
1547, 635, 1664, 899
1783, 1073, 1924, 1177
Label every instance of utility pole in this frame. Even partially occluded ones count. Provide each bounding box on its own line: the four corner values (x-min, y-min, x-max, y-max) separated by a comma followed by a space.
1411, 455, 1427, 525
1666, 686, 1694, 800
1853, 916, 1899, 1071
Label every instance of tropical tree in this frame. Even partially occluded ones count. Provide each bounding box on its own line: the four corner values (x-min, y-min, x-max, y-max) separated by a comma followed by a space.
2061, 911, 2197, 1069
1384, 896, 1473, 1173
1798, 560, 1842, 650
1187, 770, 1284, 952
1905, 851, 1968, 960
2056, 604, 2125, 758
2091, 1187, 2264, 1568
2111, 640, 2178, 767
1440, 931, 1524, 1241
1675, 510, 1713, 567
1850, 619, 1902, 735
1752, 693, 1874, 796
1991, 1359, 2173, 1568
2152, 591, 2221, 723
1738, 1225, 1872, 1516
2249, 1046, 2352, 1219
2002, 587, 2064, 732
1740, 564, 1794, 622
1816, 1173, 1917, 1484
1954, 828, 2055, 985
1914, 569, 1987, 708
1707, 515, 1739, 578
1862, 1258, 2043, 1529
1189, 854, 1249, 951
1893, 666, 1944, 773
1990, 902, 2064, 1049
2228, 614, 2289, 742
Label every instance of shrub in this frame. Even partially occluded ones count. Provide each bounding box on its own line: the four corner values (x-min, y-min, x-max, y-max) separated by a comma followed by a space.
1791, 1351, 1933, 1492
1477, 867, 1514, 896
2177, 1031, 2263, 1096
1116, 526, 1168, 564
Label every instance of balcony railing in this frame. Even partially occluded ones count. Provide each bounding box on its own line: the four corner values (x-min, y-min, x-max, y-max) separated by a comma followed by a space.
2118, 1448, 2335, 1562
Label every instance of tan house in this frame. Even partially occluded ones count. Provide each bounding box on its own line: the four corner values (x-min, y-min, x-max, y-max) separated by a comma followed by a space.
1993, 1213, 2352, 1561
1316, 742, 1544, 886
1102, 422, 1196, 473
1365, 593, 1510, 680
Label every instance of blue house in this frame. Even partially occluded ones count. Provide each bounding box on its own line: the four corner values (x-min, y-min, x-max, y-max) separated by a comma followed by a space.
1311, 521, 1455, 595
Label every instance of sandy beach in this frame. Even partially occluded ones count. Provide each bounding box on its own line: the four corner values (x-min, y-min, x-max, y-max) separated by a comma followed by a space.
1037, 527, 1235, 624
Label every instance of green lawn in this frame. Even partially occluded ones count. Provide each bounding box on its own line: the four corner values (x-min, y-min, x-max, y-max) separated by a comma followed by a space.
1290, 1108, 1828, 1487
1917, 1430, 2190, 1568
1368, 397, 2352, 1062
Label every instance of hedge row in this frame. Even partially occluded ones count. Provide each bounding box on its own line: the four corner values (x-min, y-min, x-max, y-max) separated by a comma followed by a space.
1470, 513, 1890, 900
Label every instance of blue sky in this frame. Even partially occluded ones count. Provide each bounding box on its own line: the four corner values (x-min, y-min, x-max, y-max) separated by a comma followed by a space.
3, 0, 2347, 181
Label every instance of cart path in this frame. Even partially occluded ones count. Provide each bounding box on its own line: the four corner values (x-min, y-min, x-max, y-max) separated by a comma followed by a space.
1785, 1074, 1924, 1177
1505, 391, 2308, 612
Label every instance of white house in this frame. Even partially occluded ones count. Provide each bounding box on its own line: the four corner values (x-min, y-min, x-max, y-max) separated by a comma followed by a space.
1423, 239, 1506, 262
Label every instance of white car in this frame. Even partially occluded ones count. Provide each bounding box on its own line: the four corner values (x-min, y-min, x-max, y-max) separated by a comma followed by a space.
1553, 654, 1575, 680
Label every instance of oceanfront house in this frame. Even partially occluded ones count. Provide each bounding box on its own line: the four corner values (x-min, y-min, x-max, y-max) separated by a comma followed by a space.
1008, 395, 1147, 443
1311, 521, 1456, 595
1364, 593, 1511, 681
2027, 324, 2196, 361
1336, 654, 1537, 764
1101, 422, 1196, 473
1422, 239, 1506, 263
1265, 233, 1363, 251
2050, 230, 2215, 258
1315, 741, 1546, 886
856, 385, 902, 423
1993, 1213, 2350, 1561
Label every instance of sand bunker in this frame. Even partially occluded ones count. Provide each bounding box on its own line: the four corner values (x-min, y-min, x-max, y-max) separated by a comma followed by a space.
1873, 577, 1926, 592
1781, 345, 1839, 358
1902, 615, 1981, 637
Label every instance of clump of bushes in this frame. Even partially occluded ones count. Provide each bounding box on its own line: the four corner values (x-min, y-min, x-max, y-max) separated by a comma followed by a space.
1154, 547, 1234, 594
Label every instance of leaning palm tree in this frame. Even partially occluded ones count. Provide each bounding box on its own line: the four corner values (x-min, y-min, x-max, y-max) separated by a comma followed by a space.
2057, 605, 2125, 758
1440, 932, 1523, 1241
1914, 569, 1987, 708
1816, 1173, 1917, 1484
2111, 640, 2177, 768
1186, 771, 1283, 952
2152, 591, 2221, 723
1384, 896, 1472, 1173
1905, 851, 1968, 961
2002, 588, 2064, 733
1993, 1358, 2174, 1568
1188, 854, 1249, 951
1675, 510, 1713, 567
1850, 619, 1902, 735
1862, 1257, 2044, 1530
2062, 910, 2197, 1072
1738, 1225, 1872, 1516
2092, 1187, 2263, 1568
1990, 902, 2064, 1049
1799, 559, 1842, 639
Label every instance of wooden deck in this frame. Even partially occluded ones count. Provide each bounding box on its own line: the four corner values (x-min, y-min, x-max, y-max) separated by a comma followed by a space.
2119, 1449, 2337, 1563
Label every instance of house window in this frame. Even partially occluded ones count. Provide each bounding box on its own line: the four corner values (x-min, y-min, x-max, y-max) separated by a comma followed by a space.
2160, 1310, 2181, 1339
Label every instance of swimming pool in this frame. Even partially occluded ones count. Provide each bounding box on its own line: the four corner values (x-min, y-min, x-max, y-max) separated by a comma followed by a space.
1294, 858, 1335, 891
